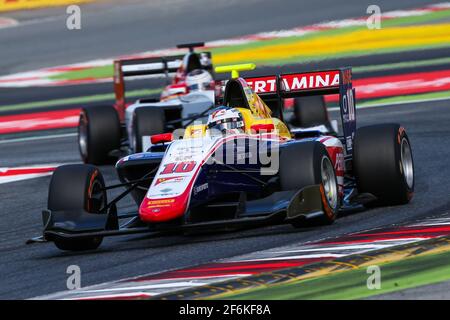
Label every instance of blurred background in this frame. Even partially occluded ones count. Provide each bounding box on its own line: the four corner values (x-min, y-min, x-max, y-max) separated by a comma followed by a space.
1, 0, 449, 131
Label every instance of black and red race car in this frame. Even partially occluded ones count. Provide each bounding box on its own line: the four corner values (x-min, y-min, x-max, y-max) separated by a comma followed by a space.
31, 64, 414, 251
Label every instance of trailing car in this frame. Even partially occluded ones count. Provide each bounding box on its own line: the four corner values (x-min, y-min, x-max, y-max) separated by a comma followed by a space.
32, 64, 414, 251
78, 42, 217, 164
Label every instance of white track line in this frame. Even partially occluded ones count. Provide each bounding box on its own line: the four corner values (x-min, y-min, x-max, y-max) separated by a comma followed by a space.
0, 132, 77, 144
0, 17, 18, 29
1, 95, 449, 145
0, 163, 63, 185
328, 95, 450, 112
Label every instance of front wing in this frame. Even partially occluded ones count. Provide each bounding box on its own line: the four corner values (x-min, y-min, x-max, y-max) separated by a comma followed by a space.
36, 185, 325, 243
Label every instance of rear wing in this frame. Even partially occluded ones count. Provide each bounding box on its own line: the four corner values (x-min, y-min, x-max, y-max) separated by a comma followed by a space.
113, 55, 183, 120
113, 51, 212, 120
245, 68, 356, 154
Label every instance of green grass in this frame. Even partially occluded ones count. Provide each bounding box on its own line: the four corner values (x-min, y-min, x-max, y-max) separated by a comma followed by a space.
353, 57, 450, 73
1, 88, 449, 114
215, 250, 450, 300
380, 8, 450, 28
209, 9, 450, 56
56, 41, 450, 82
49, 64, 113, 81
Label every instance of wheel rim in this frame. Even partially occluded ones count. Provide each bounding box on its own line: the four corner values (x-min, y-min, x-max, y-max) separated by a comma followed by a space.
321, 156, 338, 209
88, 179, 106, 213
131, 116, 139, 152
400, 137, 414, 189
131, 130, 138, 152
78, 113, 88, 159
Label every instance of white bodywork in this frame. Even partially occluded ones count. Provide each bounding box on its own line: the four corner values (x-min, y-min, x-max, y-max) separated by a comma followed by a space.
125, 90, 215, 152
147, 136, 218, 200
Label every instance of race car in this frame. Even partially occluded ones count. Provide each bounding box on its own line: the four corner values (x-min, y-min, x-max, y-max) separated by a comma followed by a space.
78, 42, 217, 164
34, 64, 414, 251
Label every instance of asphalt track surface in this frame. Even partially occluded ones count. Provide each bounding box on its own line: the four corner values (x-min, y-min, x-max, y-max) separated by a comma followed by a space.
1, 0, 450, 299
368, 280, 450, 299
2, 99, 450, 299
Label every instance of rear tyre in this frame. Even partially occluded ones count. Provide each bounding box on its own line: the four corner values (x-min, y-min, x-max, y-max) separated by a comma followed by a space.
48, 164, 107, 251
292, 96, 330, 129
353, 123, 414, 206
131, 107, 166, 153
279, 141, 339, 226
78, 106, 121, 165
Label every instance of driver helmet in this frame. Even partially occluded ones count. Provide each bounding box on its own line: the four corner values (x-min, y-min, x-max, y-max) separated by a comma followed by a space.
185, 69, 213, 91
207, 107, 245, 135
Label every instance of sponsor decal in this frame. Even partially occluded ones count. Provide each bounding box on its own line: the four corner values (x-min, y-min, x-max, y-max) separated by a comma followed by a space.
211, 109, 227, 119
246, 71, 340, 94
282, 71, 340, 92
346, 136, 353, 150
189, 128, 203, 137
146, 198, 175, 208
236, 78, 272, 118
246, 76, 277, 93
335, 152, 345, 172
172, 155, 195, 162
193, 183, 208, 195
127, 152, 166, 161
155, 176, 184, 186
160, 161, 197, 175
339, 69, 356, 154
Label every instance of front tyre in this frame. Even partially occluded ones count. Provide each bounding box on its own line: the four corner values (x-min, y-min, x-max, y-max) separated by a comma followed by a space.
353, 123, 414, 206
48, 164, 107, 251
280, 141, 339, 226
